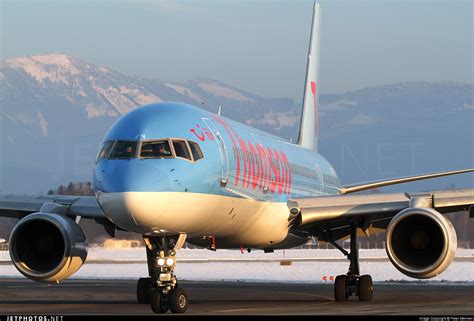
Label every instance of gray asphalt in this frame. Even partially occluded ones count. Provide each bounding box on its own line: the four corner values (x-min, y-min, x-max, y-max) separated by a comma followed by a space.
0, 278, 472, 315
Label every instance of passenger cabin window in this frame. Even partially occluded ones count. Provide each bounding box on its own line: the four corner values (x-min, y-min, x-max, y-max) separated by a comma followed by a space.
140, 140, 172, 158
96, 141, 115, 163
188, 141, 204, 161
110, 141, 137, 158
172, 140, 192, 160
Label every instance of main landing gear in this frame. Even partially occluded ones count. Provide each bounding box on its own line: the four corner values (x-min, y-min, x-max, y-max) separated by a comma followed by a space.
136, 235, 188, 314
329, 222, 373, 302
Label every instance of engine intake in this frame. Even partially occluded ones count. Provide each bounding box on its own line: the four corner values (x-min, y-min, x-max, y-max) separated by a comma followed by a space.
9, 213, 87, 283
385, 207, 456, 279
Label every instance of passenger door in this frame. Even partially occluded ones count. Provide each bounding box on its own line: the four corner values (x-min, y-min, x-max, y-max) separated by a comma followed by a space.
202, 118, 229, 186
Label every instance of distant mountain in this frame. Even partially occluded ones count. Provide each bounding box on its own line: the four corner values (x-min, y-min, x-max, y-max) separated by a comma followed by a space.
316, 81, 474, 190
0, 53, 296, 124
0, 54, 473, 194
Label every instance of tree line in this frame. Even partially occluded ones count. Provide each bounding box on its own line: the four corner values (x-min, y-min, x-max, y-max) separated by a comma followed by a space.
47, 181, 95, 196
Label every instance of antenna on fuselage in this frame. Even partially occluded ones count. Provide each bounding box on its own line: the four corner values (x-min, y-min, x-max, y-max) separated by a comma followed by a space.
218, 105, 222, 115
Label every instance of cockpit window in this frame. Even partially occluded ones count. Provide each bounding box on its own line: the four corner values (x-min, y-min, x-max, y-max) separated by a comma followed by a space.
172, 140, 192, 160
96, 141, 115, 163
188, 141, 204, 161
140, 140, 172, 158
110, 141, 137, 158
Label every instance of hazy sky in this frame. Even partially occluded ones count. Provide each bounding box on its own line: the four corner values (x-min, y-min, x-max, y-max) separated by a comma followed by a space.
1, 0, 472, 99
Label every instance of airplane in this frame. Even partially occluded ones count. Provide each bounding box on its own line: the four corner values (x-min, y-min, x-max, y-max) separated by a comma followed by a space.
0, 2, 473, 315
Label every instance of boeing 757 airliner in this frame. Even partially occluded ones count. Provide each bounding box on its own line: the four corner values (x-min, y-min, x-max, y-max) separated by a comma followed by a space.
1, 2, 473, 314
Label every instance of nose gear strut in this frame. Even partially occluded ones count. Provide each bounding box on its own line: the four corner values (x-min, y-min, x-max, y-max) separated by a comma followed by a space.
136, 234, 188, 313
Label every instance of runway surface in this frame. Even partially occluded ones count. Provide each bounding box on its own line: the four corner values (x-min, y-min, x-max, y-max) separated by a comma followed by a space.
0, 278, 473, 315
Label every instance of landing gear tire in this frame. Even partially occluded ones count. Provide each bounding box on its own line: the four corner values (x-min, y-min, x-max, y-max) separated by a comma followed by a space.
330, 222, 374, 302
168, 287, 188, 314
358, 274, 373, 301
159, 294, 170, 313
334, 275, 348, 301
149, 289, 170, 313
137, 277, 152, 304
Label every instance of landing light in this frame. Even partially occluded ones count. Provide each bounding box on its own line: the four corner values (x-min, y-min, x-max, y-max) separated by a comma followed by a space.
166, 258, 175, 267
157, 258, 165, 266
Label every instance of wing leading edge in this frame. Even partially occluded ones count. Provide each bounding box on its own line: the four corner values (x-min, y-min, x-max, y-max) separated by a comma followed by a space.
339, 168, 474, 194
0, 194, 105, 219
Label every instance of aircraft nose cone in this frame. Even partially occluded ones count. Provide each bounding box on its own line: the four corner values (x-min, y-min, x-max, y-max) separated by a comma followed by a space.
94, 160, 171, 229
96, 159, 170, 193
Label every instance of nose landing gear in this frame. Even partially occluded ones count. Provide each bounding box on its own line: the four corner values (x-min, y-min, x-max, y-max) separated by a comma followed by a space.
136, 235, 189, 314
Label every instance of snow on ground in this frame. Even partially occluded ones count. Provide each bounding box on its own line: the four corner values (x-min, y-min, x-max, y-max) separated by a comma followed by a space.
1, 248, 473, 283
2, 247, 471, 261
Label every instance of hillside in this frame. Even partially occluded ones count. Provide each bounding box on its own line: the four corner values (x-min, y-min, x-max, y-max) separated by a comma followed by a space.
0, 54, 473, 194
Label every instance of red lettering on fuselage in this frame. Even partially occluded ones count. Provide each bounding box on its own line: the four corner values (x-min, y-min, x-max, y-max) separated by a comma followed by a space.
211, 115, 293, 196
279, 151, 291, 195
256, 144, 268, 190
190, 124, 215, 142
190, 124, 206, 141
247, 141, 259, 190
273, 148, 284, 195
205, 131, 215, 141
266, 148, 276, 193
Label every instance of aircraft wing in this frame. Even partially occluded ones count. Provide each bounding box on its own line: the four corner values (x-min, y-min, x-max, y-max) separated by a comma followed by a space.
0, 194, 105, 220
338, 169, 474, 194
288, 188, 474, 241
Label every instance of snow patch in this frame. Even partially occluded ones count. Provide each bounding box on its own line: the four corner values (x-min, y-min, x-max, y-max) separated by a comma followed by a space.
197, 82, 254, 102
16, 114, 35, 126
37, 112, 48, 136
30, 54, 76, 68
118, 86, 161, 105
92, 84, 136, 115
85, 104, 119, 118
90, 84, 161, 115
65, 95, 75, 104
164, 83, 202, 102
246, 112, 279, 127
7, 54, 79, 85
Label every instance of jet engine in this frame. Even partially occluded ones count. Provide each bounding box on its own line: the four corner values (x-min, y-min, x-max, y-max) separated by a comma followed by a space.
9, 212, 88, 283
385, 207, 456, 279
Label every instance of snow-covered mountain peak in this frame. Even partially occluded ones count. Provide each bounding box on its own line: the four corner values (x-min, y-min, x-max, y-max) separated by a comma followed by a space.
6, 53, 80, 84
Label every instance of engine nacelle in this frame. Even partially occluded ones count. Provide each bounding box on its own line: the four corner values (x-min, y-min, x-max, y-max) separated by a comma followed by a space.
9, 212, 88, 283
385, 207, 457, 279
